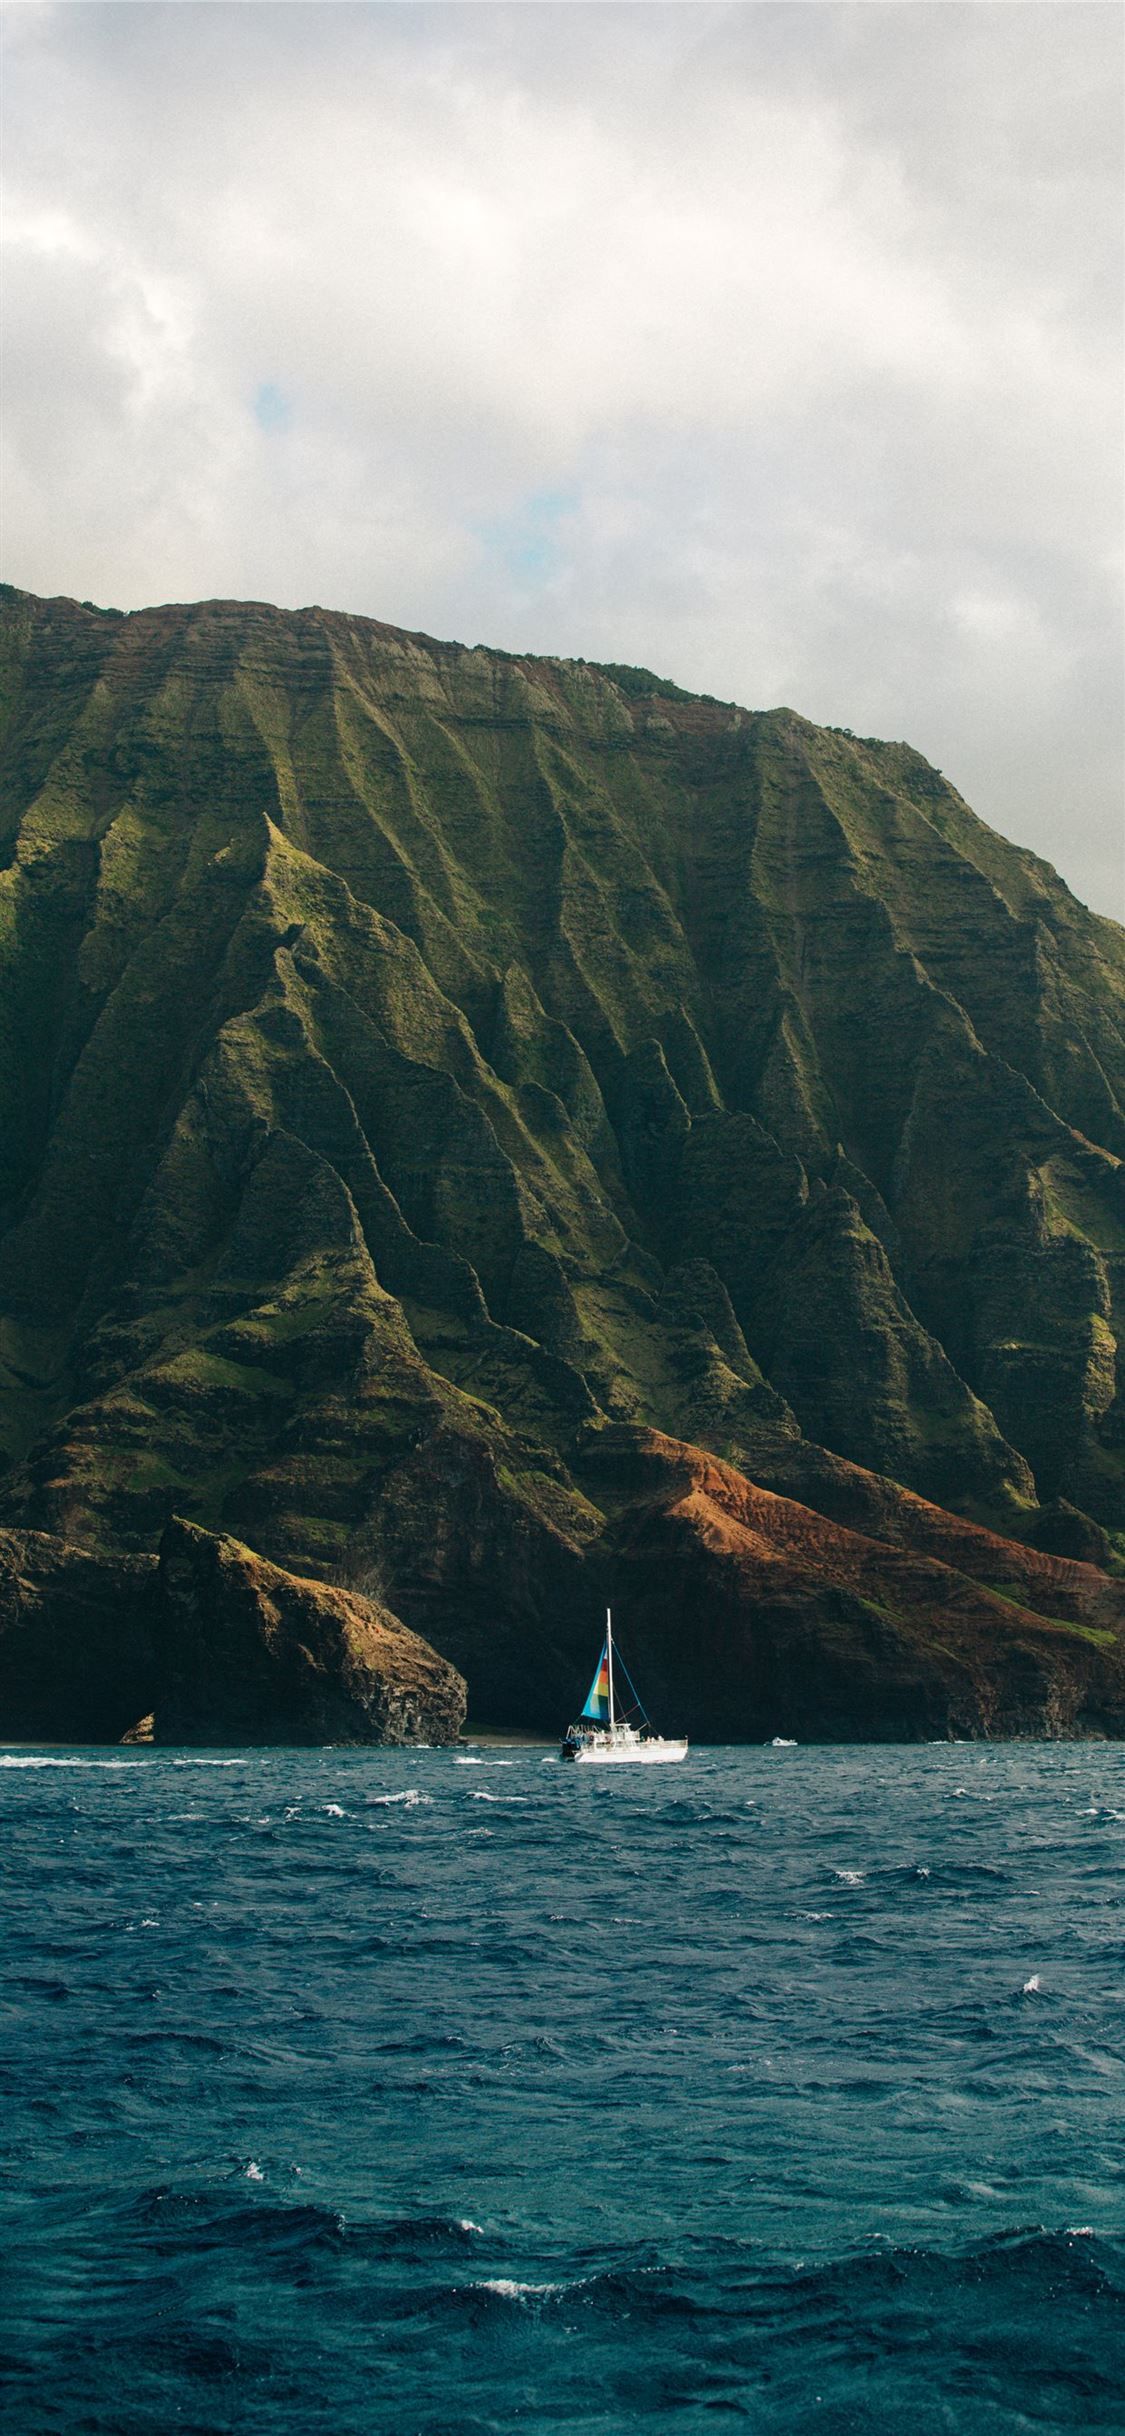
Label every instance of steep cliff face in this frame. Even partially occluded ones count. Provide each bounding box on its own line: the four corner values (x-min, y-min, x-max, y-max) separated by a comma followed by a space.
0, 585, 1122, 1733
153, 1517, 466, 1745
0, 1518, 466, 1745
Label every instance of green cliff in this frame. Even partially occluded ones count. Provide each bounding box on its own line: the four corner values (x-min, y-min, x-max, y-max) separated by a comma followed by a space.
1, 584, 1122, 1734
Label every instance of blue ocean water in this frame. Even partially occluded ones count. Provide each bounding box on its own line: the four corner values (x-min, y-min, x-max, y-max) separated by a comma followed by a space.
1, 1743, 1123, 2436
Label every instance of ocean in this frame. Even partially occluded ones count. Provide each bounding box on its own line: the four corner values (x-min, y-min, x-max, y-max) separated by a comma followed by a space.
1, 1742, 1122, 2434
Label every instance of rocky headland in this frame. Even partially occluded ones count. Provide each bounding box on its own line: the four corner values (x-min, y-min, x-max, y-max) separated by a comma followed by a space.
0, 1517, 466, 1745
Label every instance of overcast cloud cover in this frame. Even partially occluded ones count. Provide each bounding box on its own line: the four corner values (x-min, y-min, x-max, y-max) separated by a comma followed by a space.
2, 0, 1121, 914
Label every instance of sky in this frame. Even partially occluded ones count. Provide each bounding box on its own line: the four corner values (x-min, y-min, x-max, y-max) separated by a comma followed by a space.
2, 2, 1122, 918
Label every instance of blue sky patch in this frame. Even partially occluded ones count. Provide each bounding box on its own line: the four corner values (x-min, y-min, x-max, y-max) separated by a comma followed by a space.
478, 488, 577, 585
253, 382, 293, 435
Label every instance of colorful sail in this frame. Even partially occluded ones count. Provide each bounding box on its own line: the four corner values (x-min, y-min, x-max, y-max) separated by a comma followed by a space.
581, 1641, 611, 1721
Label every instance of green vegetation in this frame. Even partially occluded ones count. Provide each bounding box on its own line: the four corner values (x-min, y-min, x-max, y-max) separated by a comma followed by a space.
0, 582, 1122, 1656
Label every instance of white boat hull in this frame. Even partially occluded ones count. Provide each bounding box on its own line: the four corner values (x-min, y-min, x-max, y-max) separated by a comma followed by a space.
565, 1734, 688, 1765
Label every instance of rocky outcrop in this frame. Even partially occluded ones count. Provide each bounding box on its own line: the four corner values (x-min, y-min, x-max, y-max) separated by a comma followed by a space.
0, 1519, 465, 1746
0, 1527, 156, 1740
152, 1517, 466, 1745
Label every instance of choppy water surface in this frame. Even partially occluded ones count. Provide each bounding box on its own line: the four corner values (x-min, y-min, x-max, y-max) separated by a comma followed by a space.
1, 1743, 1123, 2434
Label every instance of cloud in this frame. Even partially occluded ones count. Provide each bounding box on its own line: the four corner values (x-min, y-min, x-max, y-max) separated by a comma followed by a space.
2, 1, 1121, 914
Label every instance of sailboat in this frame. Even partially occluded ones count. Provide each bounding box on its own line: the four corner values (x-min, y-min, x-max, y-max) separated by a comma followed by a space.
560, 1609, 688, 1764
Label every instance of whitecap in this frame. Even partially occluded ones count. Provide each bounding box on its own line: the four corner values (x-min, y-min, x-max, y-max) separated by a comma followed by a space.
476, 2277, 564, 2303
1022, 1973, 1042, 1994
368, 1789, 433, 1808
833, 1868, 866, 1887
323, 1804, 345, 1818
769, 1737, 798, 1748
456, 2218, 483, 2235
245, 2161, 265, 2182
0, 1754, 136, 1768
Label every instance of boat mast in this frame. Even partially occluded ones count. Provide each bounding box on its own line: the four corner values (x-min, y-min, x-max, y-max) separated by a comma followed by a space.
606, 1606, 615, 1727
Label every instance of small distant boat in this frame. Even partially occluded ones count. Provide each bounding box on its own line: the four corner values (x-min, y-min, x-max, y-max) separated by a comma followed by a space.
560, 1609, 687, 1765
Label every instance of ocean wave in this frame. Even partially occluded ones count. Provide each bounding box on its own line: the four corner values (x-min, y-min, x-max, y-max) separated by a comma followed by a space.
366, 1789, 433, 1808
131, 2185, 351, 2255
0, 1748, 244, 1770
0, 1754, 138, 1768
370, 2028, 469, 2055
128, 2186, 491, 2265
124, 2029, 229, 2057
472, 2275, 569, 2304
779, 2224, 1125, 2319
431, 2225, 1125, 2337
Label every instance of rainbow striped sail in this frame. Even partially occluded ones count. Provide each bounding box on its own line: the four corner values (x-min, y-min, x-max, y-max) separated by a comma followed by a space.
581, 1642, 611, 1722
